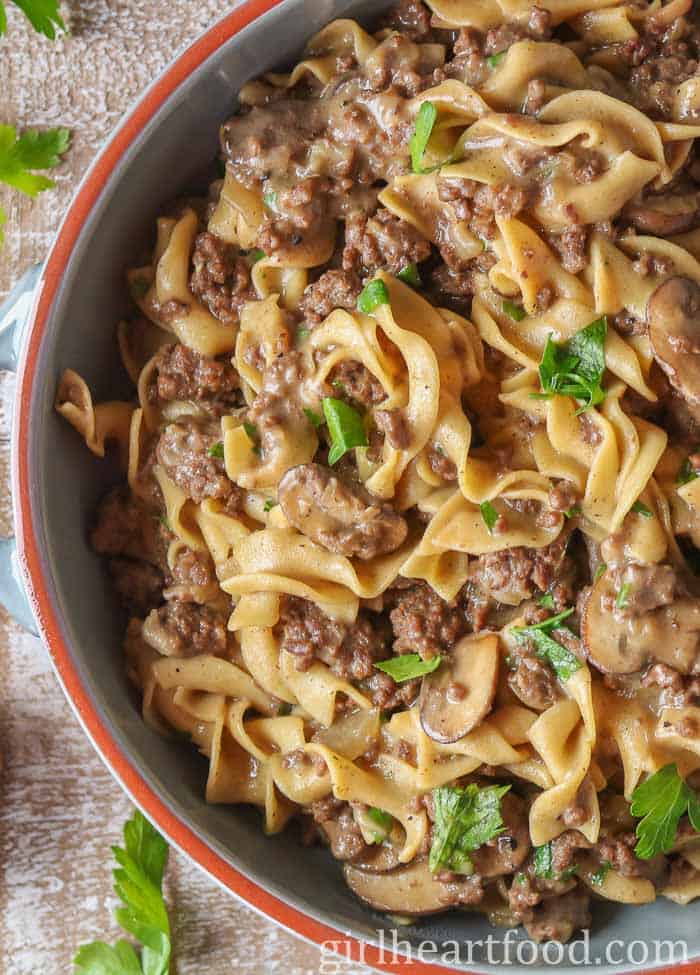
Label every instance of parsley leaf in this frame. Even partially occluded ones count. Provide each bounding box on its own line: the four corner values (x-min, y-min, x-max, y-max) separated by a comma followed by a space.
323, 397, 368, 465
591, 860, 612, 886
631, 500, 653, 518
502, 299, 526, 321
368, 807, 393, 833
512, 609, 581, 682
0, 124, 70, 195
409, 100, 438, 174
243, 421, 260, 453
538, 592, 555, 610
631, 763, 700, 859
487, 51, 507, 68
429, 783, 511, 875
374, 653, 442, 683
263, 190, 278, 210
263, 499, 276, 513
677, 455, 699, 486
1, 0, 65, 38
357, 279, 390, 313
207, 441, 224, 459
533, 841, 578, 880
74, 810, 171, 975
616, 582, 630, 610
535, 317, 608, 413
397, 263, 422, 287
246, 248, 265, 264
480, 500, 498, 534
594, 563, 607, 583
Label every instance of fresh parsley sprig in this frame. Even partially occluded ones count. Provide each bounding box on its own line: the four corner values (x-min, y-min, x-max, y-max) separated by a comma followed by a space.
0, 124, 70, 242
374, 653, 442, 683
533, 841, 578, 880
534, 317, 608, 413
323, 397, 368, 465
74, 810, 172, 975
512, 608, 582, 682
630, 763, 700, 859
430, 783, 510, 874
1, 0, 65, 37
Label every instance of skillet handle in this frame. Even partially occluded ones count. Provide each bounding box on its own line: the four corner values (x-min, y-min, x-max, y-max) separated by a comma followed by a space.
0, 263, 43, 635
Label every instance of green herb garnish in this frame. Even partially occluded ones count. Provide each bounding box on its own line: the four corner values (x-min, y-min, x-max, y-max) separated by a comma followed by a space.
594, 563, 607, 583
631, 763, 700, 859
73, 810, 171, 975
480, 500, 499, 534
303, 407, 323, 428
677, 455, 699, 486
564, 506, 582, 518
1, 0, 65, 37
538, 592, 555, 610
512, 609, 581, 682
429, 783, 511, 875
323, 397, 368, 465
502, 299, 526, 321
208, 441, 225, 459
246, 248, 265, 264
535, 317, 607, 413
409, 100, 438, 174
263, 499, 277, 513
296, 326, 310, 342
397, 263, 422, 287
533, 841, 577, 880
616, 582, 631, 610
591, 860, 612, 886
374, 653, 442, 683
632, 500, 653, 518
358, 279, 390, 314
263, 190, 278, 210
243, 422, 261, 455
368, 807, 393, 832
0, 125, 70, 243
487, 51, 507, 68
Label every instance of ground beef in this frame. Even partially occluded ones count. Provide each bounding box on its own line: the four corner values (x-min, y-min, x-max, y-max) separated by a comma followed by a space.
596, 832, 666, 881
151, 343, 240, 405
343, 209, 432, 276
150, 601, 230, 657
427, 444, 458, 480
311, 797, 369, 861
91, 489, 152, 559
606, 562, 677, 618
484, 7, 552, 53
642, 663, 700, 708
551, 830, 592, 873
299, 269, 361, 325
470, 532, 572, 604
378, 0, 433, 41
329, 358, 387, 407
276, 595, 392, 679
155, 421, 243, 512
388, 581, 469, 657
628, 22, 700, 120
508, 649, 561, 710
435, 873, 485, 907
109, 558, 164, 615
189, 231, 255, 324
170, 546, 218, 595
374, 408, 411, 449
548, 225, 588, 274
437, 175, 535, 246
524, 888, 591, 943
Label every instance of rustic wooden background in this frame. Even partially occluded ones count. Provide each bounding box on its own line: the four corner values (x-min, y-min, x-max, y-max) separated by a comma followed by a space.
0, 3, 373, 971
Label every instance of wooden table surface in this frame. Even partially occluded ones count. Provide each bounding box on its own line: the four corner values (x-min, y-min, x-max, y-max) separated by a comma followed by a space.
0, 4, 373, 971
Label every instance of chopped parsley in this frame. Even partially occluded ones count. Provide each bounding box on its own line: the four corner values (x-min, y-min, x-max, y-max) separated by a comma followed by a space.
243, 422, 261, 455
487, 51, 507, 68
502, 299, 526, 321
263, 190, 278, 210
615, 582, 631, 611
677, 455, 699, 486
429, 783, 511, 875
409, 100, 438, 174
594, 563, 607, 583
246, 248, 265, 264
323, 397, 368, 465
480, 500, 499, 534
296, 326, 310, 342
512, 608, 581, 682
397, 262, 422, 287
207, 441, 225, 459
631, 500, 653, 518
533, 842, 578, 880
374, 653, 442, 683
564, 506, 582, 519
263, 499, 277, 513
591, 860, 612, 886
367, 807, 393, 839
358, 279, 390, 314
631, 763, 700, 859
538, 592, 555, 610
534, 317, 608, 413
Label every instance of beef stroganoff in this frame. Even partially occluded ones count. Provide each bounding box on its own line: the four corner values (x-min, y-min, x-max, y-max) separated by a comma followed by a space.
56, 0, 700, 942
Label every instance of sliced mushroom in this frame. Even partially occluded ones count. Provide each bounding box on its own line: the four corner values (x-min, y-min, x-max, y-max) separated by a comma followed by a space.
581, 568, 700, 675
624, 193, 700, 237
277, 463, 408, 560
648, 276, 700, 405
350, 824, 404, 874
344, 858, 453, 915
419, 633, 499, 743
470, 793, 531, 878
